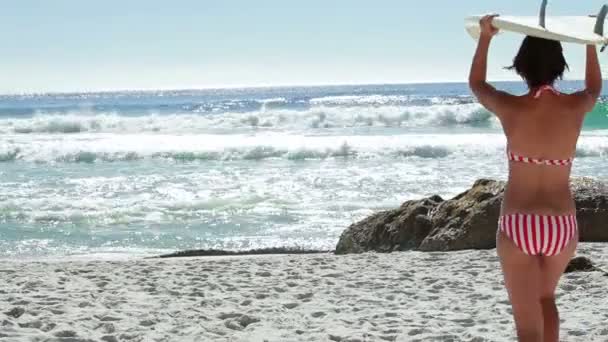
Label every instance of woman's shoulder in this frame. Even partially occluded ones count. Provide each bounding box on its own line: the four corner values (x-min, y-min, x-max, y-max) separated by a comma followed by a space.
559, 90, 599, 114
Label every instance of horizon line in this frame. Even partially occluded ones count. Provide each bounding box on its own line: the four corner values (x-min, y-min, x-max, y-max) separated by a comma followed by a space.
0, 78, 590, 97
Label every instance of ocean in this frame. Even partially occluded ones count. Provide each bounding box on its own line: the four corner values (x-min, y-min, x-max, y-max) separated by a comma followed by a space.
1, 82, 608, 259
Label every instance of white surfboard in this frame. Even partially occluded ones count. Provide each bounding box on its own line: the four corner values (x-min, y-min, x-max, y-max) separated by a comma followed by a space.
465, 15, 608, 45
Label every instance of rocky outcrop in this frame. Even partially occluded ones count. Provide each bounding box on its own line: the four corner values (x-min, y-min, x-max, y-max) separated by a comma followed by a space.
335, 196, 443, 254
420, 179, 504, 252
156, 248, 328, 259
571, 178, 608, 242
564, 257, 606, 274
336, 178, 608, 254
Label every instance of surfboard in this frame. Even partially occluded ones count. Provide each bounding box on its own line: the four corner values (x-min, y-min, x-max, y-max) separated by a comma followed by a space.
465, 15, 608, 45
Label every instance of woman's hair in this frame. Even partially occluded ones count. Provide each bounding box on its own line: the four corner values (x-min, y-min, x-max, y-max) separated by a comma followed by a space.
507, 36, 569, 88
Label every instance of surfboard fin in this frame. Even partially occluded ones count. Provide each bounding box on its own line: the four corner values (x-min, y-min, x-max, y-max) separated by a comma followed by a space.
593, 5, 608, 51
539, 0, 548, 29
593, 5, 608, 36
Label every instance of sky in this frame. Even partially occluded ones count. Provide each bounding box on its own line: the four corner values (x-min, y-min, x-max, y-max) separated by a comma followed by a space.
0, 0, 607, 93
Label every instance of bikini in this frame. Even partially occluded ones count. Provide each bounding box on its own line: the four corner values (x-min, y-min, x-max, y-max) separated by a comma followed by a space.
498, 85, 578, 256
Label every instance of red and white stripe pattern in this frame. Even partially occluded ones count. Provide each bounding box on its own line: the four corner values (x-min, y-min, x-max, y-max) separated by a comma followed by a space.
533, 85, 561, 99
498, 213, 578, 256
508, 151, 573, 166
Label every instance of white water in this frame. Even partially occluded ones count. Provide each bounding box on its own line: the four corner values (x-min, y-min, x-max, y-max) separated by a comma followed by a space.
2, 84, 608, 258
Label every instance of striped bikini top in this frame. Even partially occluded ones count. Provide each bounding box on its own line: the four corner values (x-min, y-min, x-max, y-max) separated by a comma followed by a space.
507, 85, 573, 166
508, 151, 574, 166
533, 85, 560, 99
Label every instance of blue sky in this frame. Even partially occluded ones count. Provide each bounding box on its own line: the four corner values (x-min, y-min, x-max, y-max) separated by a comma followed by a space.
0, 0, 606, 93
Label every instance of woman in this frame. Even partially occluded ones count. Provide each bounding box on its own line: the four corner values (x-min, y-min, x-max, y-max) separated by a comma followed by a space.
469, 15, 602, 342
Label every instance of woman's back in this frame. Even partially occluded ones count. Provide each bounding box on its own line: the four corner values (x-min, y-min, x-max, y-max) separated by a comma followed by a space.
470, 33, 599, 216
497, 90, 588, 215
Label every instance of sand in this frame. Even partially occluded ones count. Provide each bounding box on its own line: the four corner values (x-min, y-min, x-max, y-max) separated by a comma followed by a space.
1, 244, 608, 342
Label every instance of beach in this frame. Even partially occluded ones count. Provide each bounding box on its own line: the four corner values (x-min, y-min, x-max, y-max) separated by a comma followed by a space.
2, 243, 608, 341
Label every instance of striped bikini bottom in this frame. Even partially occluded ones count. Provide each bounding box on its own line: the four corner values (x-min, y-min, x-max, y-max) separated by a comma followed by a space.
498, 213, 578, 256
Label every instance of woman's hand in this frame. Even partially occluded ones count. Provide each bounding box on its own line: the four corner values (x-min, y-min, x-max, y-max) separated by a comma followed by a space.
480, 15, 499, 38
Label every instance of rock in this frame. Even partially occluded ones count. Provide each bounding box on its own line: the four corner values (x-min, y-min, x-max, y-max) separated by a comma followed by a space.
420, 179, 504, 251
565, 256, 607, 274
335, 195, 443, 254
571, 178, 608, 242
5, 307, 25, 319
336, 178, 608, 253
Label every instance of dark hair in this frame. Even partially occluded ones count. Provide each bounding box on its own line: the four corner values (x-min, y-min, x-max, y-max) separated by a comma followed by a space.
507, 36, 569, 88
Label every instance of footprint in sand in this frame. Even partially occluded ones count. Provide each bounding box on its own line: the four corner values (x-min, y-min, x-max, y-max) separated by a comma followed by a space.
95, 315, 122, 322
54, 330, 79, 338
571, 277, 589, 285
219, 313, 260, 331
452, 318, 475, 327
273, 287, 287, 293
407, 328, 427, 336
18, 320, 44, 329
50, 309, 65, 315
561, 284, 577, 291
119, 333, 140, 340
139, 319, 156, 327
5, 307, 25, 319
296, 292, 313, 300
96, 323, 116, 334
322, 273, 342, 278
328, 334, 343, 341
283, 303, 298, 309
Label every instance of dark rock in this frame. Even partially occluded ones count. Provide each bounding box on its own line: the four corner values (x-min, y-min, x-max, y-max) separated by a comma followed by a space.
335, 195, 444, 254
565, 256, 607, 274
336, 178, 608, 253
571, 178, 608, 242
420, 179, 504, 251
156, 247, 329, 259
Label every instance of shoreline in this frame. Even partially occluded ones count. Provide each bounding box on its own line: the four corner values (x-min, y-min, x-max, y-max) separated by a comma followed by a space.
0, 247, 334, 264
3, 241, 608, 263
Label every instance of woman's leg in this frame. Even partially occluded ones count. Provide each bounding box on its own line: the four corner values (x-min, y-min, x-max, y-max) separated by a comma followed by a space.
497, 231, 543, 342
539, 231, 578, 342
